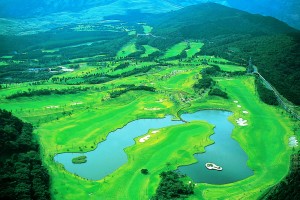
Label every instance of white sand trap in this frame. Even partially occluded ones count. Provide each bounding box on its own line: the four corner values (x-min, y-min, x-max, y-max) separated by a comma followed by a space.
234, 100, 238, 103
236, 118, 248, 126
156, 99, 165, 103
46, 105, 59, 109
70, 102, 83, 106
289, 136, 298, 147
151, 130, 160, 134
139, 135, 151, 143
144, 107, 161, 111
243, 111, 249, 114
237, 105, 241, 108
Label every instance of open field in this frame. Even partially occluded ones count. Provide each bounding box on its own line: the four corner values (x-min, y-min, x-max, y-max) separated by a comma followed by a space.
0, 39, 297, 199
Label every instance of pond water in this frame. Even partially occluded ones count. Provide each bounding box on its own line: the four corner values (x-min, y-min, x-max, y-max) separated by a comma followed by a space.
178, 110, 253, 184
54, 110, 253, 183
54, 116, 183, 180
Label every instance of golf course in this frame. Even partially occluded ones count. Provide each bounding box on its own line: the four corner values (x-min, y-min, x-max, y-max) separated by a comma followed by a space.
0, 13, 299, 200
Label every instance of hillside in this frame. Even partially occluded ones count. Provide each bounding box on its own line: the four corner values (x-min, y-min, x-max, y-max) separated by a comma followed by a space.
145, 3, 300, 105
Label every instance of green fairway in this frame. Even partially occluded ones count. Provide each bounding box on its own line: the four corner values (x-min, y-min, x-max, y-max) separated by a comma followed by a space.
143, 25, 153, 34
141, 45, 159, 58
218, 64, 246, 72
0, 61, 8, 66
161, 42, 188, 59
186, 42, 204, 58
117, 41, 138, 58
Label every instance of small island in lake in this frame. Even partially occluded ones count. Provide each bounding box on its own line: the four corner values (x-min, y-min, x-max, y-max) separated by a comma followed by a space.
72, 155, 87, 164
205, 163, 222, 171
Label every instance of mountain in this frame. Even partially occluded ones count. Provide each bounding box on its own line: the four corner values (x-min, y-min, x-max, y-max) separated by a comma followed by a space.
0, 0, 299, 36
149, 3, 297, 38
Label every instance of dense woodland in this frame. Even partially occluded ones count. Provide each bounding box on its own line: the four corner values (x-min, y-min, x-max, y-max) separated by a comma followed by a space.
0, 109, 50, 200
255, 78, 279, 106
153, 171, 194, 199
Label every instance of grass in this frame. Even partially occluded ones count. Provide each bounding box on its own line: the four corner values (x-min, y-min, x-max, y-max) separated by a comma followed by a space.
0, 61, 8, 66
186, 42, 204, 58
218, 64, 246, 72
47, 121, 214, 199
143, 25, 153, 34
116, 41, 138, 58
186, 76, 294, 199
161, 42, 188, 59
141, 45, 159, 58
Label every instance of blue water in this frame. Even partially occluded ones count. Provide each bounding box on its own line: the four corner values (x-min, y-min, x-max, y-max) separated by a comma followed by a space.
54, 115, 183, 180
178, 110, 253, 184
54, 110, 253, 183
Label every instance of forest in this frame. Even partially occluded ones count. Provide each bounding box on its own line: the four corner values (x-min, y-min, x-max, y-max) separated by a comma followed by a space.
0, 109, 50, 200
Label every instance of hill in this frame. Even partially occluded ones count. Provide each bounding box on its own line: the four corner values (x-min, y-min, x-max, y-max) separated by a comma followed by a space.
145, 3, 300, 105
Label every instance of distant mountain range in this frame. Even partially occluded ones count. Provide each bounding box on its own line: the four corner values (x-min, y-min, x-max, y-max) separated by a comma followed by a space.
0, 0, 299, 34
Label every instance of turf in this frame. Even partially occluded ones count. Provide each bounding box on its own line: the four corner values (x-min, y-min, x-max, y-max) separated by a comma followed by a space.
141, 45, 159, 58
186, 42, 204, 58
161, 42, 188, 59
116, 41, 137, 58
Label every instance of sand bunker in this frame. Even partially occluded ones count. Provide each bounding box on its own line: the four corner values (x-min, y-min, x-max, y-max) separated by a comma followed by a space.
144, 107, 161, 111
139, 135, 151, 143
71, 102, 83, 106
156, 99, 165, 103
236, 118, 248, 126
243, 111, 249, 114
46, 105, 59, 109
289, 136, 298, 147
234, 100, 238, 103
151, 130, 160, 134
237, 105, 241, 108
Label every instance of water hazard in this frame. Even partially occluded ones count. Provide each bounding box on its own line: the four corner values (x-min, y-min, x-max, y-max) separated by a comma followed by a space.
54, 110, 253, 183
178, 110, 253, 184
